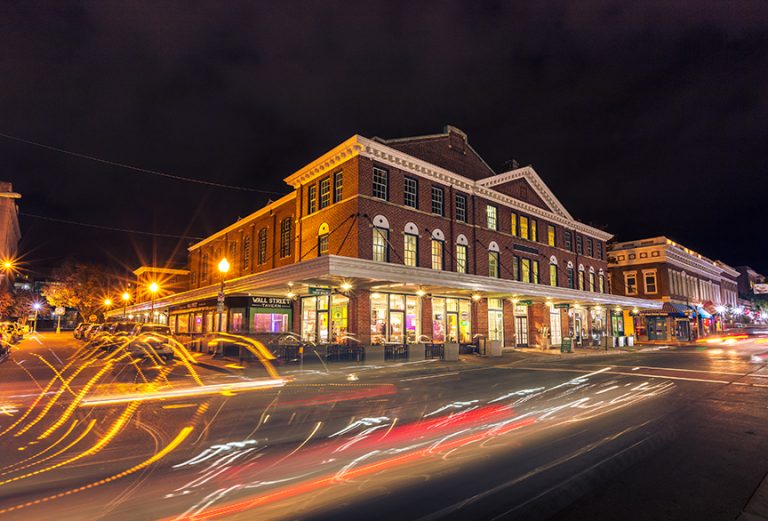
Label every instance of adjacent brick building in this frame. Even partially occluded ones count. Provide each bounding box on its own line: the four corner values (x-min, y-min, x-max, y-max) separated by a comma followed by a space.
608, 237, 738, 341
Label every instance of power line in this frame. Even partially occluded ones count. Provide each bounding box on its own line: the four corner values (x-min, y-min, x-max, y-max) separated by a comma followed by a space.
0, 131, 285, 195
20, 212, 203, 240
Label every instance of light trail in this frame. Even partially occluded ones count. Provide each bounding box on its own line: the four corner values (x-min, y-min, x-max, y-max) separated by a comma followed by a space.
80, 379, 285, 407
0, 426, 194, 516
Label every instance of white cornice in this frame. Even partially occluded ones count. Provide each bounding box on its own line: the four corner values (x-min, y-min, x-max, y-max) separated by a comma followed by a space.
476, 166, 575, 221
108, 255, 660, 316
281, 135, 611, 241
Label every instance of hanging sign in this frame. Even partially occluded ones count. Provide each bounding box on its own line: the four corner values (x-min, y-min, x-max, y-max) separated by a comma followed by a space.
308, 287, 331, 296
554, 303, 570, 309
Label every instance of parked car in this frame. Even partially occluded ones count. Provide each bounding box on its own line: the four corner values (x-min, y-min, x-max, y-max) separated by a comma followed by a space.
99, 322, 138, 352
125, 324, 175, 362
83, 323, 104, 341
74, 323, 92, 340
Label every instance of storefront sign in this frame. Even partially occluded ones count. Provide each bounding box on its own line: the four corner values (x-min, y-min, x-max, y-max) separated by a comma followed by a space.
250, 296, 292, 309
754, 283, 768, 294
554, 303, 570, 309
516, 300, 533, 306
308, 287, 331, 296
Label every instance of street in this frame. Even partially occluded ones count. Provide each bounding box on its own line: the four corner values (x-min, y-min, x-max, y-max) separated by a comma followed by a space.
0, 334, 767, 521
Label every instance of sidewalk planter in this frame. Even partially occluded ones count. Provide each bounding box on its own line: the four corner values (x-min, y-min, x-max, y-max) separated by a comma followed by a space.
408, 343, 426, 362
488, 340, 503, 357
364, 345, 385, 363
444, 341, 460, 361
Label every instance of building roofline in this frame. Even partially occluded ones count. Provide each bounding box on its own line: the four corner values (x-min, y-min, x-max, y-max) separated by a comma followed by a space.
187, 192, 296, 251
133, 266, 190, 276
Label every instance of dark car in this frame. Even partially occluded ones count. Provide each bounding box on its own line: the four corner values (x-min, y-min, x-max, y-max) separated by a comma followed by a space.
99, 322, 138, 351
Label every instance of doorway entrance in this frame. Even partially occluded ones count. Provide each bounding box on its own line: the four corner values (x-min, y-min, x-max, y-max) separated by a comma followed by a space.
515, 316, 529, 347
550, 311, 562, 346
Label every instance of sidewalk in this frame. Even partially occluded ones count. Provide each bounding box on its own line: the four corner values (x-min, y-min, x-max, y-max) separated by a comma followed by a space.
738, 472, 768, 521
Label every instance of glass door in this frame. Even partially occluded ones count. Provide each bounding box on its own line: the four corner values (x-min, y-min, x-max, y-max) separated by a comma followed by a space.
447, 313, 459, 342
515, 317, 528, 346
389, 311, 405, 343
550, 311, 562, 346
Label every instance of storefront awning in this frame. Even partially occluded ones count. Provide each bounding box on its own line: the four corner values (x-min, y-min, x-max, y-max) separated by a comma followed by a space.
661, 302, 691, 317
694, 307, 712, 319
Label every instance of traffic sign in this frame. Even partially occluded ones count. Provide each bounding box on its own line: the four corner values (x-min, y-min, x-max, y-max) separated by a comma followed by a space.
55, 306, 65, 315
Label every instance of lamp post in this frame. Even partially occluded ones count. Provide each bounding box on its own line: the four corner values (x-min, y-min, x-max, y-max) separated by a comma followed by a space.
148, 282, 159, 323
32, 302, 41, 333
217, 258, 230, 333
122, 292, 131, 319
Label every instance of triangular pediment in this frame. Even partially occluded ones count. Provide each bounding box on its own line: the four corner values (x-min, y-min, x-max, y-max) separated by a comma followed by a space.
477, 167, 574, 220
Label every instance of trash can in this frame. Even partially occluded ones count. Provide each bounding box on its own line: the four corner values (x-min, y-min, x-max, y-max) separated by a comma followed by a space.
560, 337, 573, 353
477, 336, 487, 356
618, 336, 626, 347
627, 336, 635, 347
488, 340, 503, 357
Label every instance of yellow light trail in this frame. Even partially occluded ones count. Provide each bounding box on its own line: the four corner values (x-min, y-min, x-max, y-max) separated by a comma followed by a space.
0, 426, 194, 516
1, 420, 96, 477
14, 358, 97, 437
27, 353, 76, 396
38, 359, 121, 440
80, 378, 286, 407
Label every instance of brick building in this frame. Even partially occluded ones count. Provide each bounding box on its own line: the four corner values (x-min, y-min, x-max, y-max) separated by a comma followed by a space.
112, 126, 657, 349
608, 237, 739, 341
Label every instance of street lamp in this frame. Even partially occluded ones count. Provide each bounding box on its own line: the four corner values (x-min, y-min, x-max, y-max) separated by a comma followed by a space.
148, 282, 159, 323
216, 258, 230, 332
32, 302, 41, 333
121, 291, 131, 319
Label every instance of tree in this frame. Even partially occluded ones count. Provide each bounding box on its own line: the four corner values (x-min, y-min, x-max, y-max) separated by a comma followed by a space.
43, 262, 111, 322
10, 290, 48, 320
0, 290, 13, 319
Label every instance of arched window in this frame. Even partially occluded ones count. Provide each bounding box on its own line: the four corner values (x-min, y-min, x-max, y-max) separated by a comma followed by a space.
372, 215, 389, 263
588, 267, 595, 292
318, 223, 330, 257
488, 242, 500, 278
257, 228, 267, 265
549, 256, 559, 287
431, 229, 445, 270
598, 269, 606, 293
201, 252, 209, 281
456, 234, 468, 273
404, 222, 419, 267
279, 218, 292, 258
566, 261, 575, 289
242, 234, 252, 269
578, 264, 585, 291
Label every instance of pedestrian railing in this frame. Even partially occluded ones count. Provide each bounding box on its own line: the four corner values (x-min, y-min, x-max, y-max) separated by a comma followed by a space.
425, 343, 444, 360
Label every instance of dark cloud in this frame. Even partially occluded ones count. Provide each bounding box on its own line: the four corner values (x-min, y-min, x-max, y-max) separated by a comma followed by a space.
2, 0, 767, 272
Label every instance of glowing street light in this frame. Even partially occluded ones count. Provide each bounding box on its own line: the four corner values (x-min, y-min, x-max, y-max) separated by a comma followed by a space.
32, 302, 41, 332
104, 298, 113, 308
215, 258, 230, 332
148, 282, 160, 322
218, 257, 231, 275
121, 291, 131, 319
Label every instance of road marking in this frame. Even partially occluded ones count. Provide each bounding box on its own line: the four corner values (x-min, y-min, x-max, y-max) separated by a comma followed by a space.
511, 366, 768, 387
400, 372, 460, 382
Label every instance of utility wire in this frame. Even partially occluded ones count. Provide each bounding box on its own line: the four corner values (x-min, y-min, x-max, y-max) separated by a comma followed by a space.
0, 131, 285, 195
20, 212, 203, 240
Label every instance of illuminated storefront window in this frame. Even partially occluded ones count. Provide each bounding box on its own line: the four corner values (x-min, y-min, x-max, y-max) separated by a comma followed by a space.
370, 293, 420, 344
431, 297, 471, 343
488, 298, 504, 342
301, 294, 347, 343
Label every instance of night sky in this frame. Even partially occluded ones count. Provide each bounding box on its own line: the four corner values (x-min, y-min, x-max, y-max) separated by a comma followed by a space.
3, 1, 767, 275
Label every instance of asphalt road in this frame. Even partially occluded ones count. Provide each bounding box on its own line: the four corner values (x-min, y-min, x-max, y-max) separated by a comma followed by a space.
0, 333, 766, 521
